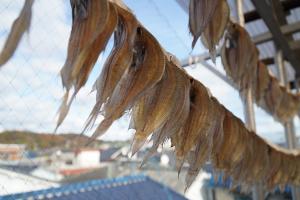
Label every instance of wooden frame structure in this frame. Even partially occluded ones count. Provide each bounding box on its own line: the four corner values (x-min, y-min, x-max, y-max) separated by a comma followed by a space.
179, 0, 300, 84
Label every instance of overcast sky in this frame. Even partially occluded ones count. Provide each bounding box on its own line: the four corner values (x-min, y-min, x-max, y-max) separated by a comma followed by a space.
0, 0, 298, 143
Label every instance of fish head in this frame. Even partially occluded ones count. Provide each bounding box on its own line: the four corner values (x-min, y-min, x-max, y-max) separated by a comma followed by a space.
71, 0, 88, 21
225, 23, 240, 49
131, 27, 146, 69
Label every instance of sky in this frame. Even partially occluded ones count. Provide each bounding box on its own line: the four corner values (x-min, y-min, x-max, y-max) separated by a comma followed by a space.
0, 0, 299, 144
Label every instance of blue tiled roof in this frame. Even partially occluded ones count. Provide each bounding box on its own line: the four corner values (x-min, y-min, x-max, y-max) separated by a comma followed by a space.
1, 174, 186, 200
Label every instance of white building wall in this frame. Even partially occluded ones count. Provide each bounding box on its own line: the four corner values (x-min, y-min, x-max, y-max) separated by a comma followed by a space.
76, 150, 100, 167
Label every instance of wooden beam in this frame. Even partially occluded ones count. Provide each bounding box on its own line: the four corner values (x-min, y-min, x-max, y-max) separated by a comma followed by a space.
245, 0, 300, 23
271, 0, 294, 40
262, 58, 274, 65
251, 0, 300, 77
291, 41, 300, 50
253, 22, 300, 44
183, 22, 300, 64
270, 0, 300, 83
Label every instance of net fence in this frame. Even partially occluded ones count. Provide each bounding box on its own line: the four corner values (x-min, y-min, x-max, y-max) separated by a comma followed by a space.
0, 0, 299, 198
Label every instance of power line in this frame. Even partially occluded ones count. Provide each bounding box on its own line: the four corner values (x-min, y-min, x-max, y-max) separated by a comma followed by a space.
148, 0, 190, 52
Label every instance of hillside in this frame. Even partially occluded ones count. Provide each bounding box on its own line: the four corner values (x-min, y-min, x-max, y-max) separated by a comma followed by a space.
0, 130, 103, 150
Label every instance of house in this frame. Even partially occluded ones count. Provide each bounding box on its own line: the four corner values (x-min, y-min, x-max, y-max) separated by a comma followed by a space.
75, 148, 101, 167
1, 174, 187, 200
30, 148, 103, 181
0, 144, 26, 161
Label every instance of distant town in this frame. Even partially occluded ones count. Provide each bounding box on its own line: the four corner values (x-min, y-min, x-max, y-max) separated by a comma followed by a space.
0, 130, 293, 200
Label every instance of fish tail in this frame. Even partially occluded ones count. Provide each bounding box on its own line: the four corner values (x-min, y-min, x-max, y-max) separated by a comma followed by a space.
130, 135, 146, 157
54, 90, 75, 133
86, 117, 113, 146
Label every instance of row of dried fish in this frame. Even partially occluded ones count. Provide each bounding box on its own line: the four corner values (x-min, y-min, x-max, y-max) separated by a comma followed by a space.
188, 0, 300, 122
59, 0, 299, 189
1, 0, 300, 191
221, 22, 300, 122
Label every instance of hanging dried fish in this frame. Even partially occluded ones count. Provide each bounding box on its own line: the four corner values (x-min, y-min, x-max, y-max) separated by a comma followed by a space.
210, 99, 226, 158
175, 81, 210, 163
61, 0, 109, 91
0, 0, 34, 67
130, 60, 177, 155
141, 64, 191, 166
255, 61, 270, 103
214, 113, 235, 169
201, 0, 229, 62
185, 95, 223, 189
129, 87, 155, 131
45, 0, 300, 190
87, 27, 166, 142
189, 0, 219, 48
56, 0, 117, 131
251, 137, 269, 181
276, 89, 300, 122
266, 150, 283, 189
221, 22, 258, 93
263, 76, 283, 115
228, 132, 254, 185
221, 23, 300, 122
84, 5, 138, 130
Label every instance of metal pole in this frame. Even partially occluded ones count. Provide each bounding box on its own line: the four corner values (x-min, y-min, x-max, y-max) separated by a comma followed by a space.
181, 57, 235, 88
275, 50, 298, 148
275, 50, 300, 200
235, 0, 264, 199
236, 0, 244, 26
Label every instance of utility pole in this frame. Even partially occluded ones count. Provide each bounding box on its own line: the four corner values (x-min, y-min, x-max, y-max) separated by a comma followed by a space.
275, 49, 300, 200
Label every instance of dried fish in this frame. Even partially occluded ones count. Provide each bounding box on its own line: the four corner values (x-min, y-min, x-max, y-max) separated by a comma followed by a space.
0, 0, 34, 67
252, 137, 269, 181
61, 0, 109, 91
221, 22, 258, 93
213, 112, 240, 171
72, 2, 117, 94
228, 132, 254, 184
129, 87, 155, 131
265, 149, 282, 189
88, 27, 165, 142
255, 61, 270, 103
84, 5, 138, 130
201, 0, 229, 62
175, 81, 210, 160
56, 0, 117, 131
47, 0, 300, 189
189, 0, 219, 48
141, 63, 191, 166
263, 76, 283, 115
154, 65, 191, 146
130, 60, 177, 155
222, 23, 300, 122
185, 95, 223, 189
207, 97, 226, 158
276, 89, 300, 122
